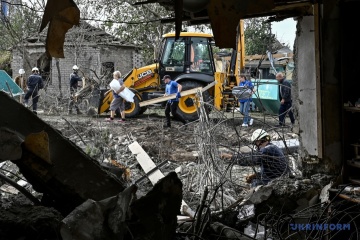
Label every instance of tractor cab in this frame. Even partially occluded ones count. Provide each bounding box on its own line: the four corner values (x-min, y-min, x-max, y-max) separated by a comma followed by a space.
158, 32, 216, 84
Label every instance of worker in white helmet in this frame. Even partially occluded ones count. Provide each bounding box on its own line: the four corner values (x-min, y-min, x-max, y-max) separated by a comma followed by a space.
222, 129, 289, 187
24, 67, 44, 114
68, 65, 83, 114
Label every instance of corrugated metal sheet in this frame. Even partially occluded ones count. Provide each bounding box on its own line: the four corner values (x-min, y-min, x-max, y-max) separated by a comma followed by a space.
0, 70, 24, 96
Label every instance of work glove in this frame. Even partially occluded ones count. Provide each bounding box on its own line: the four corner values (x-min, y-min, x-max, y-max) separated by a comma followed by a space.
175, 92, 181, 101
245, 173, 257, 184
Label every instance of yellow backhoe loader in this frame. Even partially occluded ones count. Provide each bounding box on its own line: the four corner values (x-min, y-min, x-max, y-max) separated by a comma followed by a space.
98, 21, 245, 121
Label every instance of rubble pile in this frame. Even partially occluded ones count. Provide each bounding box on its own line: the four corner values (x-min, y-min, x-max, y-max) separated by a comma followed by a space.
1, 92, 357, 239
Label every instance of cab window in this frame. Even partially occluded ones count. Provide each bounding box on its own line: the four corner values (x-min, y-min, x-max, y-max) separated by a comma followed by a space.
190, 37, 213, 73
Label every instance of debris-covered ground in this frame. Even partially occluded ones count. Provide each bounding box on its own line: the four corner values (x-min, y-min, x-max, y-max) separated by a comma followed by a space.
37, 106, 300, 206
1, 95, 359, 239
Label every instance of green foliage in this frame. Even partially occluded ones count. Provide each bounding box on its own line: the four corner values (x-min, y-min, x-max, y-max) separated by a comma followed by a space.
0, 1, 42, 51
0, 51, 11, 73
76, 0, 210, 65
77, 0, 174, 65
244, 17, 277, 55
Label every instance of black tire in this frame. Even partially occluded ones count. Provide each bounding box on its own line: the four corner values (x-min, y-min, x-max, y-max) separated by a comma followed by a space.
177, 81, 211, 121
140, 106, 148, 114
124, 94, 141, 118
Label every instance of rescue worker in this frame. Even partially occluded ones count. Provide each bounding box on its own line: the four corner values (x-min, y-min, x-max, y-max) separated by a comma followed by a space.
276, 72, 295, 129
238, 74, 254, 127
68, 65, 83, 114
162, 75, 188, 128
24, 67, 44, 115
222, 129, 289, 187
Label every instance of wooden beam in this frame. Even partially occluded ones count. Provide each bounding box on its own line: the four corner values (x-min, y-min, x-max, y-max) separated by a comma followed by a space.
128, 141, 166, 185
139, 87, 202, 107
128, 141, 192, 217
139, 81, 216, 107
245, 53, 294, 60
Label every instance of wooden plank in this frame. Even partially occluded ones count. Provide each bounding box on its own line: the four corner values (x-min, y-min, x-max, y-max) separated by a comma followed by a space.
344, 106, 360, 113
128, 141, 191, 217
349, 178, 360, 185
128, 141, 165, 185
338, 194, 360, 203
139, 87, 202, 107
245, 53, 293, 60
347, 160, 360, 169
139, 81, 216, 107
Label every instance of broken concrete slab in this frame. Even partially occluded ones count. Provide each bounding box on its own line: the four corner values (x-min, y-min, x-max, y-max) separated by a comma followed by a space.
0, 204, 63, 239
0, 127, 23, 161
128, 172, 183, 240
242, 185, 273, 205
60, 185, 137, 240
129, 141, 192, 216
272, 138, 299, 154
0, 92, 126, 215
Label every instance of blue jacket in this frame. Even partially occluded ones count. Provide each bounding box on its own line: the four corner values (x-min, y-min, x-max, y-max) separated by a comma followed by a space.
239, 80, 254, 103
234, 143, 289, 184
27, 74, 43, 90
165, 80, 179, 102
69, 72, 82, 89
279, 79, 292, 103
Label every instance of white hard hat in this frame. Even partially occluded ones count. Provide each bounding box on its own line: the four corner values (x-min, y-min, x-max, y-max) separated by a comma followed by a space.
251, 129, 270, 142
19, 69, 25, 74
72, 65, 79, 70
32, 67, 39, 72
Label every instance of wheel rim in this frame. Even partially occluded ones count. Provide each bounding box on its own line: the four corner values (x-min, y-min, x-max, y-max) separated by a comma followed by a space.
125, 102, 136, 114
178, 94, 199, 114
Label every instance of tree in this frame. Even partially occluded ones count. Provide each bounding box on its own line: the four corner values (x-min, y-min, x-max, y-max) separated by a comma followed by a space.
244, 17, 280, 55
77, 0, 210, 65
0, 0, 44, 73
76, 0, 174, 65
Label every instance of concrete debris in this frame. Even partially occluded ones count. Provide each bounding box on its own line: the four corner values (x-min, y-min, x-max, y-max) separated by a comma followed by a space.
0, 127, 23, 162
244, 221, 267, 239
61, 185, 137, 240
311, 173, 335, 186
210, 222, 253, 239
237, 204, 255, 220
0, 92, 127, 216
2, 91, 355, 239
242, 185, 273, 205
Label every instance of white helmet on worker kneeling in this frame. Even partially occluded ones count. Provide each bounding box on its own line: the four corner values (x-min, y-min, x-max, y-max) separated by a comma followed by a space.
251, 129, 270, 142
72, 65, 79, 70
32, 67, 39, 72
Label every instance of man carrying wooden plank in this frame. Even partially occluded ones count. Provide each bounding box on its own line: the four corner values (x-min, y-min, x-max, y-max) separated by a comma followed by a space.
163, 75, 189, 128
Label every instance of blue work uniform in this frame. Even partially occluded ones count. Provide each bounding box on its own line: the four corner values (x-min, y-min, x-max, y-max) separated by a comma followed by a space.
164, 80, 186, 127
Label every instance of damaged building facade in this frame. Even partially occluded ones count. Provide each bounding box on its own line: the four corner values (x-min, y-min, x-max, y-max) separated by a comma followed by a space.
11, 22, 143, 94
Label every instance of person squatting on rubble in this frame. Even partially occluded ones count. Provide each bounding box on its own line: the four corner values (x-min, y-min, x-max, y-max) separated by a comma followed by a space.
105, 70, 126, 122
239, 74, 254, 127
162, 75, 189, 128
68, 65, 83, 115
24, 67, 44, 115
222, 129, 289, 187
276, 72, 295, 129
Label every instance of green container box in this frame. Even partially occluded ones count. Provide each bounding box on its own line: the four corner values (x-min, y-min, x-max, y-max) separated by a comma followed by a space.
251, 79, 281, 115
0, 70, 24, 96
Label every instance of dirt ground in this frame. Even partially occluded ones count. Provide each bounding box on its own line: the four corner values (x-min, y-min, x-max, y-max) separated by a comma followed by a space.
0, 102, 301, 239
36, 106, 298, 209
